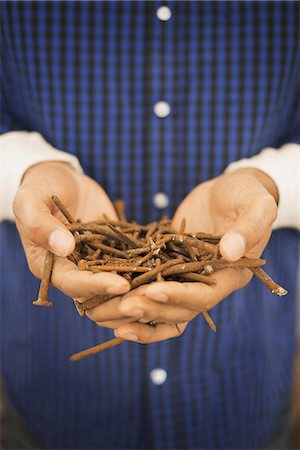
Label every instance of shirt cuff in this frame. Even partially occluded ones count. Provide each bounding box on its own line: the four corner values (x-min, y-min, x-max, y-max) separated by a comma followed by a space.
0, 131, 83, 221
225, 143, 300, 230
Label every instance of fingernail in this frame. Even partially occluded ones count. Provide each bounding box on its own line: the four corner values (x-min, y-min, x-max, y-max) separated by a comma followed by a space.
221, 233, 246, 261
121, 333, 138, 342
146, 290, 169, 303
106, 282, 130, 295
49, 230, 74, 256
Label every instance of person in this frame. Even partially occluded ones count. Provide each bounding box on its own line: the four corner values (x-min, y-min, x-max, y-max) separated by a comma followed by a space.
1, 1, 299, 449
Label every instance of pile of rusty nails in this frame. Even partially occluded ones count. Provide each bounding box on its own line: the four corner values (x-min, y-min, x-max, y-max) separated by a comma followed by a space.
33, 196, 288, 362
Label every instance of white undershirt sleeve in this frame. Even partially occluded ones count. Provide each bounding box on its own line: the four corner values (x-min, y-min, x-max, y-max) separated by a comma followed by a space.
225, 143, 300, 230
1, 132, 299, 230
0, 131, 84, 221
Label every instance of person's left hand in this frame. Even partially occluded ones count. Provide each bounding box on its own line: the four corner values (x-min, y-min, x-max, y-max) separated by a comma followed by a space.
97, 168, 278, 344
95, 169, 278, 343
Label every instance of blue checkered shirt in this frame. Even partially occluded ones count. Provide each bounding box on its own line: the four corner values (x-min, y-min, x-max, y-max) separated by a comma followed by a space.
1, 1, 299, 449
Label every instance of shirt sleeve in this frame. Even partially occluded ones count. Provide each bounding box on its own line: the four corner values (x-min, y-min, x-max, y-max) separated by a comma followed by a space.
0, 131, 84, 222
225, 143, 300, 230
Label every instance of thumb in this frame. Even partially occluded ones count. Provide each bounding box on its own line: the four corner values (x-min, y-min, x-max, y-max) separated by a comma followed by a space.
219, 193, 277, 261
14, 191, 75, 256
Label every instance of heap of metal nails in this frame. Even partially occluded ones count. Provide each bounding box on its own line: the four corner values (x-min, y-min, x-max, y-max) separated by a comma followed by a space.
33, 196, 288, 362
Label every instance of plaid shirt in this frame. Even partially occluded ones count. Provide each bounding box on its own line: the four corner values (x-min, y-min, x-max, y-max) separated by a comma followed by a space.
1, 1, 299, 449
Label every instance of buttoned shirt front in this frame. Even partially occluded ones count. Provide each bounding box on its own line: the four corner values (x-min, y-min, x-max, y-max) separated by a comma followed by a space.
1, 2, 299, 449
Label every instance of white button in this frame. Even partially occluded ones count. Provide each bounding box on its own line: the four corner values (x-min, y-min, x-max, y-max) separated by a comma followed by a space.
153, 192, 169, 209
150, 368, 167, 385
156, 6, 172, 21
153, 101, 171, 118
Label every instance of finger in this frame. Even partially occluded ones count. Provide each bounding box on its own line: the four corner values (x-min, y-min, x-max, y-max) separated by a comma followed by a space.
96, 318, 140, 329
51, 257, 130, 298
143, 268, 251, 311
115, 321, 188, 344
14, 189, 75, 257
85, 296, 143, 323
118, 295, 196, 324
219, 191, 277, 261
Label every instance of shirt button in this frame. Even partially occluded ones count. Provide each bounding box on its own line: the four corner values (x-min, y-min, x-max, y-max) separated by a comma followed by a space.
153, 192, 169, 209
156, 6, 172, 21
153, 101, 171, 118
150, 368, 167, 385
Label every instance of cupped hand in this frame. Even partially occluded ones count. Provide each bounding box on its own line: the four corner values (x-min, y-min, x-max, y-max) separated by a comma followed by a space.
14, 161, 130, 302
107, 168, 278, 344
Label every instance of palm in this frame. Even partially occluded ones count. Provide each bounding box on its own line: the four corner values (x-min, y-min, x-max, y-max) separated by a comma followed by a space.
17, 165, 118, 272
172, 175, 272, 258
52, 173, 117, 224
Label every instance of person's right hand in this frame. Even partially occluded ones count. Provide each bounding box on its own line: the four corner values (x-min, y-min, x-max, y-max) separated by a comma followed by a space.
13, 161, 131, 303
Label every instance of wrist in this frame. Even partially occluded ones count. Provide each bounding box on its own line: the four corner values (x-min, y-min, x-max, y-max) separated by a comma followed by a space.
20, 161, 80, 203
1, 131, 83, 222
234, 168, 279, 205
22, 161, 79, 185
